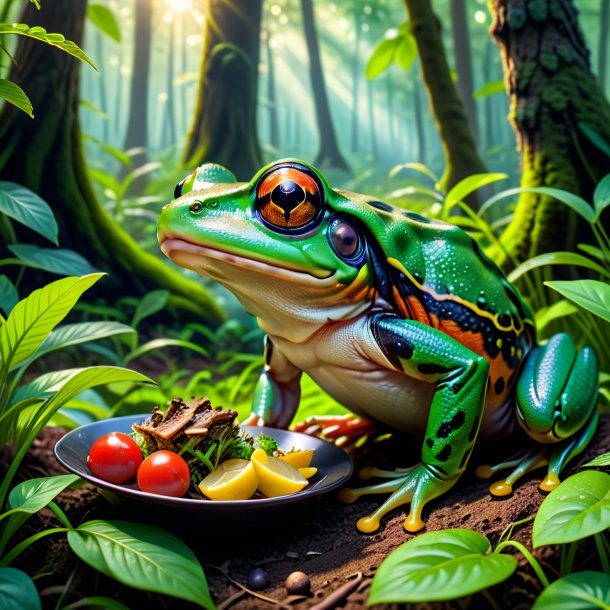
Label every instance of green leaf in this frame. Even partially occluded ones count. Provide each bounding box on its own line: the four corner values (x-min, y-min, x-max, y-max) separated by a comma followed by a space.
124, 338, 209, 364
80, 99, 108, 120
83, 134, 130, 166
583, 452, 610, 469
65, 597, 131, 610
388, 162, 439, 184
89, 167, 122, 197
445, 173, 508, 211
0, 567, 41, 610
0, 79, 33, 118
8, 473, 80, 513
7, 244, 94, 276
0, 276, 18, 316
473, 80, 505, 98
532, 571, 610, 610
0, 23, 96, 70
9, 368, 83, 407
579, 123, 610, 158
366, 36, 398, 79
87, 3, 121, 42
368, 529, 517, 604
533, 470, 610, 547
0, 182, 58, 244
0, 274, 104, 372
67, 520, 215, 609
593, 174, 610, 221
534, 300, 579, 333
508, 252, 610, 283
544, 279, 610, 324
395, 33, 417, 72
23, 321, 134, 367
131, 290, 170, 328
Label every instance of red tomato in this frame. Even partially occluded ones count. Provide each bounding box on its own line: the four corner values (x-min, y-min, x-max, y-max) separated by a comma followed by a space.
87, 432, 143, 484
137, 450, 190, 497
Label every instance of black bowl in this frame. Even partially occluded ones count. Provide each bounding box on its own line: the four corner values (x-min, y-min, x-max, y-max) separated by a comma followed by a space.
54, 414, 353, 525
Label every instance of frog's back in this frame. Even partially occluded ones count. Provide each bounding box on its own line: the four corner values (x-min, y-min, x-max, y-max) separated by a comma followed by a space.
332, 190, 536, 410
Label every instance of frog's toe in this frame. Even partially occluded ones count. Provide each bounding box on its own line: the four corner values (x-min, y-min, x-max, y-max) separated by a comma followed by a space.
539, 473, 560, 492
356, 515, 381, 534
358, 466, 413, 481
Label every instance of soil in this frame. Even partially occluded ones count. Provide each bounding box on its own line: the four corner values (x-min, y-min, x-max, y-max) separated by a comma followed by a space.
12, 415, 610, 610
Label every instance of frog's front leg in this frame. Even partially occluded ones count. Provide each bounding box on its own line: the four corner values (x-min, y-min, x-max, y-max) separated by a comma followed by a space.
339, 314, 489, 534
243, 336, 302, 428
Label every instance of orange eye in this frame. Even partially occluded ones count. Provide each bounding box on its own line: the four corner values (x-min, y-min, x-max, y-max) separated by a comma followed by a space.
256, 165, 322, 231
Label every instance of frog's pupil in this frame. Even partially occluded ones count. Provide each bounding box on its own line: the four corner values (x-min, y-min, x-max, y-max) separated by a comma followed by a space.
330, 219, 359, 258
272, 180, 305, 221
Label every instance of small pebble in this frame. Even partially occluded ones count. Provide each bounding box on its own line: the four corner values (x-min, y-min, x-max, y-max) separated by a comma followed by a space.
285, 551, 299, 559
246, 567, 270, 591
285, 571, 311, 596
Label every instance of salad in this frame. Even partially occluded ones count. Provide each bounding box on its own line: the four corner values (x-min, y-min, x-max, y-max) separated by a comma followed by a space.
86, 397, 316, 500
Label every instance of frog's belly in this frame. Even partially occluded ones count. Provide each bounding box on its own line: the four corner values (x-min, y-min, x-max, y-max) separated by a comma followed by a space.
307, 365, 435, 434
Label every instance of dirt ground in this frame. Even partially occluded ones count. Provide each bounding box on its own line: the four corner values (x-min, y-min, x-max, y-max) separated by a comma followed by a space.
13, 414, 610, 610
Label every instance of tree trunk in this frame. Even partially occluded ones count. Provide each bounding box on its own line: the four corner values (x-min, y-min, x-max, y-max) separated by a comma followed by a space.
490, 0, 610, 263
95, 30, 109, 144
0, 1, 223, 323
183, 0, 262, 180
162, 19, 177, 151
300, 0, 349, 171
265, 22, 279, 150
403, 0, 487, 192
599, 0, 609, 89
350, 12, 362, 153
122, 0, 151, 167
413, 73, 426, 163
450, 0, 478, 143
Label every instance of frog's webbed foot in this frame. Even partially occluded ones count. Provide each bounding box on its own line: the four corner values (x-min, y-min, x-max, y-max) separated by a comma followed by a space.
293, 414, 386, 451
477, 409, 599, 496
338, 464, 456, 533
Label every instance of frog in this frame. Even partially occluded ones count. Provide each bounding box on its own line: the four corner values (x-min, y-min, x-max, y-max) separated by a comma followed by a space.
158, 159, 599, 534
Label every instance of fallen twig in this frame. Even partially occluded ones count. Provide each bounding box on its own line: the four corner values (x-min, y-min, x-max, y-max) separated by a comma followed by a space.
309, 572, 363, 610
217, 589, 246, 610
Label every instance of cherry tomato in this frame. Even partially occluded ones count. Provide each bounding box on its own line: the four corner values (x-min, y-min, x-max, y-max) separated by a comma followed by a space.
87, 432, 143, 484
137, 450, 190, 497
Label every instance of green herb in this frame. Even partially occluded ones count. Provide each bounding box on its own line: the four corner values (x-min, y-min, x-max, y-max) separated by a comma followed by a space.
257, 434, 279, 456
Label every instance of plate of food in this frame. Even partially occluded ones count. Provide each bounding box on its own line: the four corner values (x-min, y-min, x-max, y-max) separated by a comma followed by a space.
54, 397, 353, 520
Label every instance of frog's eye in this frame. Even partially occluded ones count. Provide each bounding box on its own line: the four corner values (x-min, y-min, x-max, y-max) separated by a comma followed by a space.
256, 165, 322, 231
174, 171, 195, 199
328, 217, 363, 261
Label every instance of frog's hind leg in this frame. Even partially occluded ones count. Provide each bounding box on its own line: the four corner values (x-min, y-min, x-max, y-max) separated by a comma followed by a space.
482, 333, 599, 494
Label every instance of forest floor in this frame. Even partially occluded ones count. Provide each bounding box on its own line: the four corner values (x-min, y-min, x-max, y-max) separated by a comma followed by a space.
13, 414, 610, 610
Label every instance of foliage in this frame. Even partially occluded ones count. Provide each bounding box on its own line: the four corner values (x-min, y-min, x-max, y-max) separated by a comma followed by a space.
532, 572, 610, 610
366, 22, 417, 79
87, 3, 121, 43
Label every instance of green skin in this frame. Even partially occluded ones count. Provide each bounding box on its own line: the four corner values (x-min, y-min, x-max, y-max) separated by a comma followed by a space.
158, 160, 599, 533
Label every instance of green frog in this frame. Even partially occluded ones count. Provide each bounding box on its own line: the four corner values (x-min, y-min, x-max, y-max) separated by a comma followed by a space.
158, 160, 599, 533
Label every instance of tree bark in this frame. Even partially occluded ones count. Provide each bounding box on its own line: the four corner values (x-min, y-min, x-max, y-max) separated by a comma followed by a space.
490, 0, 610, 263
0, 0, 223, 323
183, 0, 262, 180
122, 0, 152, 167
403, 0, 487, 192
300, 0, 349, 171
265, 22, 279, 150
450, 0, 478, 143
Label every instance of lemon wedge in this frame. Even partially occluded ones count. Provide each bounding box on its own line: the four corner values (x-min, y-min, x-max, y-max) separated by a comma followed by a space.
198, 459, 258, 501
297, 467, 317, 479
251, 448, 308, 497
277, 449, 314, 469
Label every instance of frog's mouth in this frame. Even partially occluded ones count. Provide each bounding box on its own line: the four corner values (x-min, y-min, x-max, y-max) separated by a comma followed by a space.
160, 237, 335, 285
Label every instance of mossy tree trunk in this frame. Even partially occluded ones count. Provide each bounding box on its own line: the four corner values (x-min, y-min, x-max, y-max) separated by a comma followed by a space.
404, 0, 487, 193
490, 0, 610, 264
0, 0, 223, 323
183, 0, 263, 181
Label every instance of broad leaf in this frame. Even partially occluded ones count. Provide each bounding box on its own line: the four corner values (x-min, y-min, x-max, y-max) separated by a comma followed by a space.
83, 134, 130, 166
593, 174, 610, 220
534, 300, 579, 333
445, 173, 508, 212
545, 279, 610, 324
66, 598, 130, 610
583, 452, 610, 469
533, 470, 610, 547
0, 24, 96, 69
9, 368, 83, 407
87, 3, 121, 42
366, 36, 398, 79
0, 567, 41, 610
473, 80, 505, 98
0, 181, 58, 244
131, 290, 170, 328
0, 276, 18, 316
67, 520, 215, 609
7, 244, 94, 276
532, 571, 610, 610
508, 251, 610, 283
579, 123, 610, 158
0, 79, 33, 118
0, 274, 103, 372
23, 321, 134, 367
368, 529, 517, 604
124, 338, 209, 364
8, 473, 80, 513
388, 162, 439, 184
395, 32, 417, 72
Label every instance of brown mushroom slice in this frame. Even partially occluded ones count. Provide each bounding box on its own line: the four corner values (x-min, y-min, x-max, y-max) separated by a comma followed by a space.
183, 406, 238, 436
